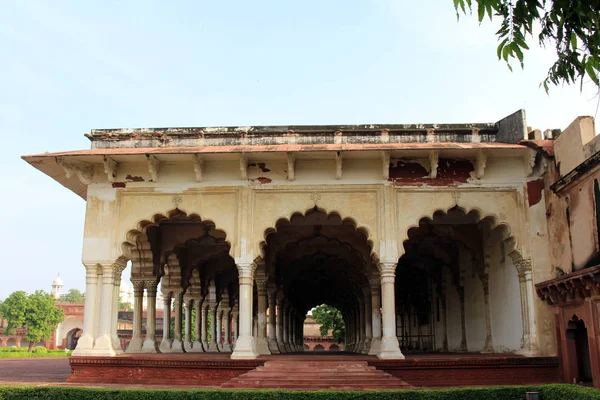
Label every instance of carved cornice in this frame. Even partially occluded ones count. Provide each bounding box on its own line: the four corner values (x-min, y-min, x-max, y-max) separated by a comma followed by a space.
56, 157, 94, 185
535, 265, 600, 307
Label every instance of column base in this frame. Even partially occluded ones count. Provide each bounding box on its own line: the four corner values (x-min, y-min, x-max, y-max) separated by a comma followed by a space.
125, 336, 143, 354
159, 339, 172, 353
268, 339, 280, 354
188, 341, 204, 352
184, 340, 193, 352
378, 336, 405, 359
141, 338, 158, 353
255, 337, 271, 355
482, 336, 495, 353
111, 334, 122, 351
368, 337, 381, 355
170, 339, 184, 353
284, 342, 292, 353
202, 341, 209, 352
221, 343, 232, 353
93, 334, 123, 356
207, 341, 220, 352
72, 334, 95, 356
361, 338, 372, 354
230, 335, 258, 359
277, 340, 286, 353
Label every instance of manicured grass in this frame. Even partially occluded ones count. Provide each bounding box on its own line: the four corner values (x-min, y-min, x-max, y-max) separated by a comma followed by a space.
0, 348, 71, 358
0, 384, 597, 399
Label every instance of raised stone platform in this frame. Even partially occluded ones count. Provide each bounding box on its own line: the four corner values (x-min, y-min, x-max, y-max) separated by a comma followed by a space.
68, 353, 561, 389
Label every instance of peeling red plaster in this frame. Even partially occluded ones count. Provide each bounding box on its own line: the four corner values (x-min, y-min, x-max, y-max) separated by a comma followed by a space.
126, 175, 145, 182
112, 182, 126, 188
248, 162, 271, 172
527, 179, 544, 207
388, 159, 473, 186
256, 177, 272, 184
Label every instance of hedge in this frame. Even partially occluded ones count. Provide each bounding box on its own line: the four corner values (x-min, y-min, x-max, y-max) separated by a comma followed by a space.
0, 385, 597, 400
0, 348, 71, 358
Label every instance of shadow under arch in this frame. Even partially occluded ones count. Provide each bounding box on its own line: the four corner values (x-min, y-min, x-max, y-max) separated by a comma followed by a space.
118, 208, 234, 278
259, 206, 376, 264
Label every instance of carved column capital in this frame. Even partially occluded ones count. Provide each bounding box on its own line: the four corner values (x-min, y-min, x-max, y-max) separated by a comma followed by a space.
144, 280, 158, 295
378, 262, 397, 283
112, 261, 127, 286
132, 279, 145, 296
237, 262, 257, 285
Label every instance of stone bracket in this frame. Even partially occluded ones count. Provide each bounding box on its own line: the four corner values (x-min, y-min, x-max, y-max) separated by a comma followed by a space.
240, 154, 248, 180
192, 154, 204, 182
335, 152, 342, 180
103, 156, 118, 183
146, 155, 159, 181
286, 152, 295, 181
428, 150, 439, 179
471, 150, 487, 179
382, 151, 390, 180
56, 157, 94, 185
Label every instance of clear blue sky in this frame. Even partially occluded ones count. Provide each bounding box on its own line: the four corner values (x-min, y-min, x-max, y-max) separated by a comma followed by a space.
1, 1, 597, 298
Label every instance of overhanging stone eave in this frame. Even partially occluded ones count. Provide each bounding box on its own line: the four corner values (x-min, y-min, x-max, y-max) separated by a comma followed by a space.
21, 155, 87, 200
535, 265, 600, 307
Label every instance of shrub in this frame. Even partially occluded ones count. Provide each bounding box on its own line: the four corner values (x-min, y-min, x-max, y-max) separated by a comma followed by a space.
32, 346, 47, 354
0, 385, 598, 400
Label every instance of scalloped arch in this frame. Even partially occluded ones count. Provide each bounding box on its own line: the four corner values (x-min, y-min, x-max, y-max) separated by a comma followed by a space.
402, 205, 520, 256
119, 208, 234, 263
258, 206, 376, 260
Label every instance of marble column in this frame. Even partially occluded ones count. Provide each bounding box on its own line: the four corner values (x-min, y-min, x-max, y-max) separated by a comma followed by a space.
222, 307, 232, 352
514, 256, 538, 355
125, 280, 144, 353
111, 264, 125, 351
232, 307, 239, 349
255, 278, 271, 355
283, 301, 291, 353
159, 293, 173, 352
378, 262, 404, 359
141, 280, 158, 353
267, 289, 280, 354
207, 301, 220, 352
73, 264, 100, 355
184, 297, 194, 352
362, 289, 373, 354
458, 286, 468, 352
216, 308, 223, 350
357, 299, 365, 353
481, 275, 495, 353
190, 297, 204, 352
93, 265, 122, 355
171, 292, 184, 352
276, 293, 285, 353
200, 300, 209, 351
231, 262, 259, 359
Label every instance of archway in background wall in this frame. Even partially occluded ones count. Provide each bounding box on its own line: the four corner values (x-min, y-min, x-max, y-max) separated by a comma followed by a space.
567, 316, 593, 383
400, 206, 524, 354
259, 207, 379, 354
122, 209, 238, 354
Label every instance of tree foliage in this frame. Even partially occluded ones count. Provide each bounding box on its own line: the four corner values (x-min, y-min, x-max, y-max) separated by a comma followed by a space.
0, 291, 28, 334
455, 0, 600, 91
311, 304, 345, 343
0, 291, 63, 352
62, 289, 85, 303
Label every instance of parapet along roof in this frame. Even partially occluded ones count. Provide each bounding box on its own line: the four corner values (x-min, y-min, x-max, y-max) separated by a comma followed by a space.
22, 110, 532, 199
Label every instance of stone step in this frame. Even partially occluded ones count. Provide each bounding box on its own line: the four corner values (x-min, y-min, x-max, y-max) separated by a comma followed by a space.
244, 371, 389, 378
221, 359, 412, 390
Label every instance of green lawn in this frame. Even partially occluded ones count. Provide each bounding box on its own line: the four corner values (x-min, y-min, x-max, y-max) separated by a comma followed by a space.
0, 347, 71, 358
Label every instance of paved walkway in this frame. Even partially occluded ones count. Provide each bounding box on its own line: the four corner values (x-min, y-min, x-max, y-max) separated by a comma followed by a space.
0, 358, 71, 385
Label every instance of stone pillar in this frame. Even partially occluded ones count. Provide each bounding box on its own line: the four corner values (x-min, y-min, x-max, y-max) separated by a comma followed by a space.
184, 297, 193, 352
458, 286, 468, 352
378, 262, 404, 359
159, 293, 172, 352
200, 300, 209, 351
513, 256, 538, 355
207, 301, 220, 352
276, 293, 285, 353
111, 264, 125, 351
189, 297, 204, 352
267, 288, 280, 354
481, 275, 495, 353
368, 277, 382, 355
94, 264, 123, 355
232, 306, 239, 348
283, 301, 291, 353
363, 289, 373, 354
170, 291, 184, 352
255, 278, 271, 355
222, 307, 232, 352
141, 280, 158, 353
216, 308, 223, 350
73, 264, 100, 355
231, 262, 258, 359
125, 280, 144, 353
357, 299, 365, 353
